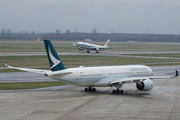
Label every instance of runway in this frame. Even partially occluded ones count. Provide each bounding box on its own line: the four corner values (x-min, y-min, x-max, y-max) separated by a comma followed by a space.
1, 51, 180, 57
0, 65, 180, 120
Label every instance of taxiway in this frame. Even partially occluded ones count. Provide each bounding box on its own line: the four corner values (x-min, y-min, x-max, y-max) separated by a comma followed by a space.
0, 78, 180, 120
0, 65, 180, 120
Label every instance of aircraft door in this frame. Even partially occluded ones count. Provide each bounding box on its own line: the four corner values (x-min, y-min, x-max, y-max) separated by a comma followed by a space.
102, 71, 106, 77
76, 72, 79, 80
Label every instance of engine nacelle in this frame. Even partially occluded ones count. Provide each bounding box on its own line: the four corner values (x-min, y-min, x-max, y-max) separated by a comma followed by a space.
136, 79, 153, 91
78, 47, 84, 50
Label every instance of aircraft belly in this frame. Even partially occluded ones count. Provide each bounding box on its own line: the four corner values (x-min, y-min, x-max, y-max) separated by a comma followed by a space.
77, 45, 91, 50
74, 76, 103, 86
50, 75, 103, 87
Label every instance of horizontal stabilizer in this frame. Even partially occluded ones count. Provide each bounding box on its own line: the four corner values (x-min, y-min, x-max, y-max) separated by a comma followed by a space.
73, 43, 77, 46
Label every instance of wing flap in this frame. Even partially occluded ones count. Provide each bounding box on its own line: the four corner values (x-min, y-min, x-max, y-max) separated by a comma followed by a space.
108, 77, 148, 85
93, 76, 147, 86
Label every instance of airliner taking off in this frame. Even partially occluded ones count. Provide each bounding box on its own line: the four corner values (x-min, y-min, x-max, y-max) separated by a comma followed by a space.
2, 40, 178, 94
73, 39, 110, 53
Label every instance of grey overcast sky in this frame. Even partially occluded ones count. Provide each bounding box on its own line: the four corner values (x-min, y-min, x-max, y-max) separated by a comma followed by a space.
1, 0, 180, 34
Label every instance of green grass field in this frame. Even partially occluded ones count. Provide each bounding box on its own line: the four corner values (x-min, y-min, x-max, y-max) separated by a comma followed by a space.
0, 81, 66, 90
0, 55, 180, 68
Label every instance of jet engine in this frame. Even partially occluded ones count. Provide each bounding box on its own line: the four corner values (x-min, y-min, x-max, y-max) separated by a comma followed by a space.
78, 47, 84, 50
136, 79, 153, 91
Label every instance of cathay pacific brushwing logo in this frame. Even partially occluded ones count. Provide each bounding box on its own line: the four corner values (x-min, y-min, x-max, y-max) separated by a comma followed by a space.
48, 46, 60, 68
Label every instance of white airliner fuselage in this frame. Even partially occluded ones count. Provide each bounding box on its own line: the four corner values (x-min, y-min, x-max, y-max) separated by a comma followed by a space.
46, 65, 153, 87
73, 39, 110, 53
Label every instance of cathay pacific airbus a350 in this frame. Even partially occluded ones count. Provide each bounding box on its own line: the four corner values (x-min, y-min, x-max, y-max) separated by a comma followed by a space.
2, 40, 178, 94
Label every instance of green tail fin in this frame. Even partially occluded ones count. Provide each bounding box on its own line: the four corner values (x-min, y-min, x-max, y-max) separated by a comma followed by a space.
44, 40, 66, 71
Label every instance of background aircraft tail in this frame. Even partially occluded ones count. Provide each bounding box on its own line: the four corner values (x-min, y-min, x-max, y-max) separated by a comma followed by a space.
44, 40, 66, 71
104, 39, 110, 46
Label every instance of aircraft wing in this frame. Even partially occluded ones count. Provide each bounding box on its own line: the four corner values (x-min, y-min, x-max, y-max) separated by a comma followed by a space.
95, 70, 178, 86
1, 61, 73, 77
1, 61, 50, 74
108, 70, 178, 85
86, 46, 101, 51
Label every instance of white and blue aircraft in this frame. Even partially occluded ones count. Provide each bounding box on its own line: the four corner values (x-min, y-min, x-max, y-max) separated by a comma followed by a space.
2, 40, 178, 94
73, 39, 110, 53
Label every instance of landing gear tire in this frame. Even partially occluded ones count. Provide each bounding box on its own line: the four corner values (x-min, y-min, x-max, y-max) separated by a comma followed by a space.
84, 87, 96, 92
85, 88, 88, 92
92, 88, 96, 92
87, 50, 90, 53
96, 51, 99, 53
112, 89, 124, 94
120, 90, 124, 94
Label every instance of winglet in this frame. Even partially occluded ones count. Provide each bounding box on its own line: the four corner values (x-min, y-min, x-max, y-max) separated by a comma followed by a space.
175, 70, 179, 77
1, 61, 9, 67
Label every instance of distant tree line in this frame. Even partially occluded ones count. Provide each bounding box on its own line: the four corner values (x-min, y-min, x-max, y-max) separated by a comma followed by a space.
1, 28, 180, 42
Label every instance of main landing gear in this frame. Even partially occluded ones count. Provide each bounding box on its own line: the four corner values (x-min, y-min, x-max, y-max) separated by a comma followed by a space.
112, 84, 124, 94
112, 89, 124, 94
96, 51, 99, 53
87, 50, 90, 53
84, 85, 124, 94
84, 87, 96, 92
